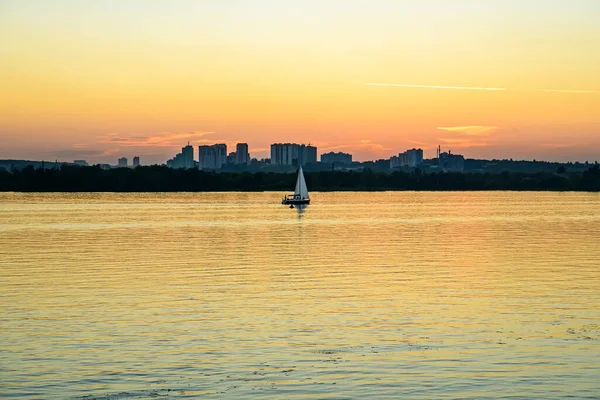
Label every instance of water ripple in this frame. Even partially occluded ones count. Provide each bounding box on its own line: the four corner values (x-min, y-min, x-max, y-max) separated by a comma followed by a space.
1, 192, 599, 399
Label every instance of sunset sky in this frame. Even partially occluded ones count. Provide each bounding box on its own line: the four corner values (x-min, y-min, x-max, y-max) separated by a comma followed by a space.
1, 0, 599, 164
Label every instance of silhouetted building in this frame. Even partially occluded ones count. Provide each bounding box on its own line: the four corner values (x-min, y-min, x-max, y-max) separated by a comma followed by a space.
118, 157, 128, 167
132, 156, 140, 167
437, 146, 464, 172
270, 143, 317, 166
182, 144, 194, 169
166, 153, 184, 168
73, 160, 89, 166
199, 143, 227, 170
271, 143, 294, 165
303, 145, 317, 164
321, 152, 352, 164
227, 152, 236, 165
235, 143, 250, 165
390, 148, 423, 169
166, 144, 195, 169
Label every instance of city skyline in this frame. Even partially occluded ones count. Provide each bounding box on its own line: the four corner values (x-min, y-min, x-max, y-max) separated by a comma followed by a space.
1, 1, 599, 164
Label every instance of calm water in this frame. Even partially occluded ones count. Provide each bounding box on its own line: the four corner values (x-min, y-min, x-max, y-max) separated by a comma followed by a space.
1, 192, 599, 399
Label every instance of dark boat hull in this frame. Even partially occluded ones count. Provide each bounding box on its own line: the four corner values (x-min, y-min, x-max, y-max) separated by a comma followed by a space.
282, 199, 310, 205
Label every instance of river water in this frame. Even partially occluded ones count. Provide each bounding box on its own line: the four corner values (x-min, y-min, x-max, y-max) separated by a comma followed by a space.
1, 192, 599, 399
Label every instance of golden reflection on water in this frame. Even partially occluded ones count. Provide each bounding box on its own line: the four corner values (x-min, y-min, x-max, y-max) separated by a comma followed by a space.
1, 192, 600, 399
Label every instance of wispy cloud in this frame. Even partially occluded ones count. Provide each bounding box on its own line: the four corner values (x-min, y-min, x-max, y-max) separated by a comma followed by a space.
365, 83, 507, 91
322, 139, 392, 154
540, 143, 577, 149
543, 89, 600, 94
98, 131, 215, 147
435, 125, 499, 149
439, 138, 490, 148
437, 126, 498, 136
249, 147, 268, 154
51, 147, 119, 158
405, 140, 433, 150
365, 83, 600, 94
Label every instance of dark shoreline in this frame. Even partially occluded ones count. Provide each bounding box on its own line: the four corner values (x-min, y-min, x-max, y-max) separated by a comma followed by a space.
1, 165, 599, 192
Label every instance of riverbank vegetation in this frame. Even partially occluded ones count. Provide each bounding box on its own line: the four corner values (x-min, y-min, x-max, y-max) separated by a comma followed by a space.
1, 165, 599, 192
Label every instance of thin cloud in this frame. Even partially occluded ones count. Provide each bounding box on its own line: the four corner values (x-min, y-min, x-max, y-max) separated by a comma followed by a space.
437, 126, 498, 136
366, 83, 600, 94
439, 138, 490, 148
249, 147, 268, 153
51, 147, 119, 158
540, 143, 577, 149
322, 140, 392, 154
543, 89, 600, 94
98, 131, 215, 147
365, 83, 507, 91
436, 126, 498, 149
406, 140, 433, 150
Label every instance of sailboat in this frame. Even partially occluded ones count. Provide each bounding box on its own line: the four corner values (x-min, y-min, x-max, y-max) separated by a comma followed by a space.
282, 166, 310, 205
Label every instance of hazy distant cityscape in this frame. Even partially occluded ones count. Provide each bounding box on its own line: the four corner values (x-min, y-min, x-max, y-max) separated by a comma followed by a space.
3, 141, 597, 175
139, 143, 464, 172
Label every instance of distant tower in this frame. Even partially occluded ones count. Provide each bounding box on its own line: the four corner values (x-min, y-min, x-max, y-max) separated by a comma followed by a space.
118, 157, 128, 167
133, 156, 140, 167
235, 143, 250, 165
182, 143, 194, 169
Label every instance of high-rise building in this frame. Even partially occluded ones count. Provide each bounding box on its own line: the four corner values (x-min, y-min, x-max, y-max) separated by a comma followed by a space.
235, 143, 250, 165
166, 144, 195, 169
270, 143, 317, 166
215, 144, 227, 168
118, 157, 128, 167
132, 156, 140, 167
303, 145, 317, 165
321, 152, 352, 164
182, 144, 194, 169
271, 143, 296, 165
390, 148, 424, 169
199, 144, 227, 169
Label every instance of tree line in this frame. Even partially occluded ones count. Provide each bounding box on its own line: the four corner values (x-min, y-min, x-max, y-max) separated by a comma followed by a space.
0, 165, 599, 192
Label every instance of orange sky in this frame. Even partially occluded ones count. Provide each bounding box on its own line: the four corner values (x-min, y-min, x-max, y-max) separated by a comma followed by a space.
1, 0, 599, 163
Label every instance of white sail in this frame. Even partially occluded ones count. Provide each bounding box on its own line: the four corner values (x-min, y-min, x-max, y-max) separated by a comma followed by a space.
294, 166, 309, 199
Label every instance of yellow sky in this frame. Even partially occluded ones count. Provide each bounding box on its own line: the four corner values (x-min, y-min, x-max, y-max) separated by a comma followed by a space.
1, 0, 599, 163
